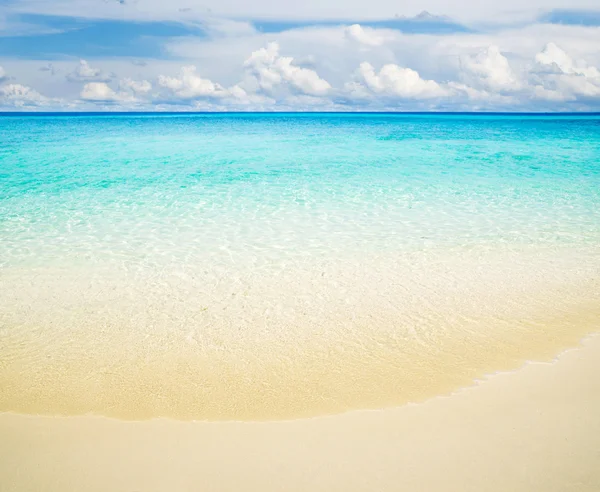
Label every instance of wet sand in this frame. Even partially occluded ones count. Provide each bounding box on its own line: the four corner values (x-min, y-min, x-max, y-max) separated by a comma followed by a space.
2, 247, 599, 421
1, 334, 599, 492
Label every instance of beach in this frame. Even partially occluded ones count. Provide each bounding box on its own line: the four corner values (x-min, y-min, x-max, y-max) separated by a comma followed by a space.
2, 334, 599, 492
1, 113, 599, 490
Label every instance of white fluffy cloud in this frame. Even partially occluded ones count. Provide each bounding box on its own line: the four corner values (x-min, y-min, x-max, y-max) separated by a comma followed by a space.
76, 37, 600, 110
535, 42, 600, 79
80, 82, 127, 102
80, 78, 153, 103
4, 19, 600, 111
460, 46, 521, 92
532, 43, 600, 100
156, 65, 272, 107
67, 60, 114, 83
158, 66, 234, 99
242, 42, 331, 97
0, 83, 48, 107
0, 65, 56, 108
352, 62, 447, 99
154, 43, 332, 107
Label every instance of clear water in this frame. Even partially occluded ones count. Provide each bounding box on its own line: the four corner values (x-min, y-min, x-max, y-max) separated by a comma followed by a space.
1, 113, 599, 420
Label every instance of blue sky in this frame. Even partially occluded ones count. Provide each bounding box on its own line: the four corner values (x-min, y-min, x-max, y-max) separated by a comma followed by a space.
0, 0, 599, 110
0, 14, 204, 58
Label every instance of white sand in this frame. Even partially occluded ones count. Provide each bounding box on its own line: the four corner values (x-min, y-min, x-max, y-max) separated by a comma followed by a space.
1, 334, 599, 492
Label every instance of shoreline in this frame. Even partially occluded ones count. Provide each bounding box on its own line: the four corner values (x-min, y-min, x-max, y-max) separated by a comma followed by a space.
2, 299, 598, 421
2, 332, 600, 491
2, 245, 599, 421
2, 330, 599, 424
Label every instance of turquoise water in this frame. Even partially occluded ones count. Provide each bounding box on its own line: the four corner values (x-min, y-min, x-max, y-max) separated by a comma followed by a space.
2, 114, 599, 268
1, 113, 600, 420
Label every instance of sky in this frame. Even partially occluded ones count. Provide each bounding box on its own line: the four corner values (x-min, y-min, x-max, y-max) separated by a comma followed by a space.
0, 0, 599, 111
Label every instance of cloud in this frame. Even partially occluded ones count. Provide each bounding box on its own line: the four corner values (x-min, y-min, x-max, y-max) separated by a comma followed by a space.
39, 63, 58, 75
0, 66, 50, 108
157, 65, 273, 107
358, 11, 472, 34
3, 15, 600, 111
532, 42, 600, 100
80, 82, 126, 102
446, 82, 518, 105
158, 66, 234, 99
0, 83, 49, 107
67, 60, 114, 83
201, 17, 257, 38
531, 84, 573, 102
80, 77, 153, 103
119, 78, 152, 95
156, 38, 597, 109
535, 42, 600, 78
351, 62, 447, 99
344, 24, 386, 47
254, 11, 470, 36
153, 42, 332, 106
460, 45, 521, 92
242, 42, 331, 96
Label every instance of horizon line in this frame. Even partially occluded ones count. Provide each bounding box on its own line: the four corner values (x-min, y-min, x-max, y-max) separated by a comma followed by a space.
2, 111, 600, 116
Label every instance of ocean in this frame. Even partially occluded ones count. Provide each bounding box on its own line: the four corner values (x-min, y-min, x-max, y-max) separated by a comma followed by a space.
1, 113, 599, 420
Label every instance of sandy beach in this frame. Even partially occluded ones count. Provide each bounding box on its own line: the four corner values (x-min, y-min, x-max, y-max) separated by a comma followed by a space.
2, 333, 599, 492
2, 114, 599, 491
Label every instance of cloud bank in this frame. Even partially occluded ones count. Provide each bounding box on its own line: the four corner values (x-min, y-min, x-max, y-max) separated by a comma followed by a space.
1, 3, 600, 112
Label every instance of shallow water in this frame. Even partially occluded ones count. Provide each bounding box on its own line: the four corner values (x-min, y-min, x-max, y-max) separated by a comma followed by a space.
1, 113, 599, 420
